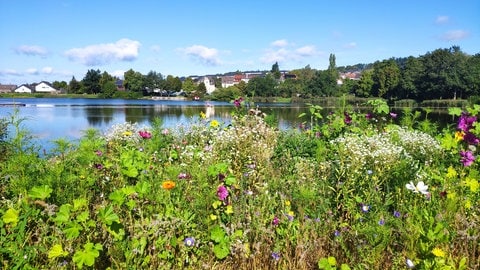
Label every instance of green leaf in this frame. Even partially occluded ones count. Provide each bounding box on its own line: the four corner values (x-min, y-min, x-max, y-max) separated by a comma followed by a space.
122, 186, 137, 196
213, 243, 229, 259
210, 225, 226, 243
225, 176, 236, 186
64, 222, 82, 239
327, 256, 337, 266
73, 198, 88, 211
97, 205, 120, 226
76, 211, 89, 223
3, 208, 19, 226
28, 185, 53, 200
122, 166, 139, 178
53, 204, 72, 225
448, 107, 463, 117
48, 244, 68, 259
73, 242, 103, 269
108, 190, 125, 205
135, 181, 151, 196
340, 264, 352, 270
318, 258, 331, 269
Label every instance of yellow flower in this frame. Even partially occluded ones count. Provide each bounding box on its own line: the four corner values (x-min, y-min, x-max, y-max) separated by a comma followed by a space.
210, 214, 218, 220
464, 178, 479, 192
288, 210, 295, 217
465, 199, 472, 209
446, 166, 457, 178
200, 111, 206, 119
447, 191, 456, 199
122, 131, 133, 136
432, 247, 446, 258
226, 205, 234, 214
455, 131, 465, 141
285, 200, 291, 206
210, 120, 219, 128
162, 180, 176, 190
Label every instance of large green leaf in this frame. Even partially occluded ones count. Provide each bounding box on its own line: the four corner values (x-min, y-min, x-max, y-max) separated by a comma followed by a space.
28, 185, 53, 200
97, 205, 120, 226
73, 242, 103, 269
2, 208, 19, 226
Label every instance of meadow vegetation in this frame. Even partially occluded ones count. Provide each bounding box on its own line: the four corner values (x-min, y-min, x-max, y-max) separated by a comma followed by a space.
0, 97, 479, 269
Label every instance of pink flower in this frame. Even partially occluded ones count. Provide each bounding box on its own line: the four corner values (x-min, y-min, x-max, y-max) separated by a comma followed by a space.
138, 130, 152, 139
272, 216, 279, 226
460, 150, 475, 166
217, 185, 228, 201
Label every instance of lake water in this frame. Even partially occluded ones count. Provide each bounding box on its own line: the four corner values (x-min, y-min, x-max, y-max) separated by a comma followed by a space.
0, 98, 308, 152
0, 97, 455, 153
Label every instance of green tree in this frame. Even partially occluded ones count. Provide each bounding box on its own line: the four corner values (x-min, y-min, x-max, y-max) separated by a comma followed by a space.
124, 69, 145, 92
271, 62, 281, 79
82, 69, 102, 94
144, 71, 164, 93
372, 59, 400, 98
465, 53, 480, 97
182, 77, 196, 94
246, 74, 277, 97
101, 81, 117, 98
52, 81, 67, 91
68, 76, 82, 94
398, 56, 424, 100
353, 69, 374, 98
164, 75, 182, 92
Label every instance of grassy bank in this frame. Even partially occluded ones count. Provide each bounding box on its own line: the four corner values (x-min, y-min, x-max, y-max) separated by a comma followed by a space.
0, 100, 479, 269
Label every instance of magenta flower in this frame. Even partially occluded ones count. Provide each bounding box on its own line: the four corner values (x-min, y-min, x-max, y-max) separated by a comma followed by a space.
234, 97, 244, 108
138, 130, 152, 139
365, 113, 373, 120
217, 185, 228, 201
95, 150, 103, 156
460, 150, 475, 166
344, 112, 352, 124
389, 112, 397, 118
463, 132, 479, 145
272, 216, 279, 226
458, 113, 477, 132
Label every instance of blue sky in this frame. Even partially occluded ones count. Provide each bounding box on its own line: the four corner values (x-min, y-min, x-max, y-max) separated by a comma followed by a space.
1, 0, 478, 85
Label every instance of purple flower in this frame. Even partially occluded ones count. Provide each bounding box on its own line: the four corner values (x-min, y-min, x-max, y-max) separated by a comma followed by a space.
334, 230, 341, 237
389, 112, 397, 118
344, 112, 352, 124
94, 163, 103, 170
460, 150, 475, 167
271, 252, 281, 261
234, 97, 243, 108
95, 150, 103, 156
178, 172, 190, 179
378, 218, 385, 226
184, 237, 195, 247
458, 113, 477, 132
463, 132, 479, 145
393, 210, 401, 218
365, 113, 373, 120
217, 185, 229, 201
272, 216, 279, 226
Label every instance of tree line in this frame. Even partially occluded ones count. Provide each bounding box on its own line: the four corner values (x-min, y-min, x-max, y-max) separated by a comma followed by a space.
54, 46, 480, 102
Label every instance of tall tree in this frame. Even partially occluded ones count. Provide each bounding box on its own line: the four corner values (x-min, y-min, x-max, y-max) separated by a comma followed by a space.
398, 56, 424, 100
68, 76, 81, 94
372, 59, 400, 98
271, 61, 281, 79
353, 69, 374, 97
82, 69, 102, 94
124, 69, 145, 92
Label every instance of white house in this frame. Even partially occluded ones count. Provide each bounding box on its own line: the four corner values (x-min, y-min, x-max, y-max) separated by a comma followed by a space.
199, 76, 216, 94
35, 81, 58, 93
14, 84, 33, 93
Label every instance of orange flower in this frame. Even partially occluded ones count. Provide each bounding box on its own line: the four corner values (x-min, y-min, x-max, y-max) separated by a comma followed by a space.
162, 180, 176, 190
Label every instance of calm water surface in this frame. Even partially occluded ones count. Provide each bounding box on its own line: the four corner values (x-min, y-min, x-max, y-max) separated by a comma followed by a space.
0, 98, 307, 151
0, 97, 454, 152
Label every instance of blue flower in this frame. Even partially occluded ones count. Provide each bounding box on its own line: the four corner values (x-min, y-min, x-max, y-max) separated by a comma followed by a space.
184, 237, 195, 247
393, 210, 401, 218
271, 252, 281, 261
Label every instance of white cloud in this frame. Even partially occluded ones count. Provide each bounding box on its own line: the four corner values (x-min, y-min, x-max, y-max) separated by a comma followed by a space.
435, 15, 449, 24
42, 67, 53, 74
295, 45, 318, 56
179, 45, 221, 66
261, 41, 319, 64
343, 42, 357, 49
271, 39, 289, 47
440, 30, 470, 41
26, 68, 39, 75
15, 45, 48, 56
0, 69, 22, 76
65, 38, 141, 66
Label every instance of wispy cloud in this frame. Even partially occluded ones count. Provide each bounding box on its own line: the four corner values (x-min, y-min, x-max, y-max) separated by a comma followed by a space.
271, 39, 289, 47
0, 69, 22, 76
440, 30, 470, 41
14, 45, 48, 57
435, 15, 449, 24
261, 40, 319, 64
343, 42, 357, 49
65, 38, 141, 66
179, 45, 221, 66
